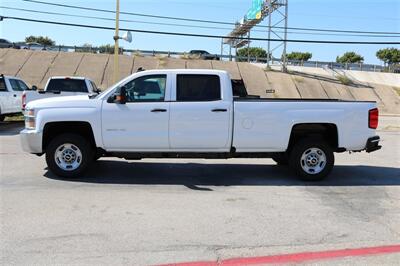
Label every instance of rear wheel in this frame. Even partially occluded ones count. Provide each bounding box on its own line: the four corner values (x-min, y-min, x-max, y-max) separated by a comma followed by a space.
0, 115, 5, 122
46, 134, 94, 178
289, 138, 334, 181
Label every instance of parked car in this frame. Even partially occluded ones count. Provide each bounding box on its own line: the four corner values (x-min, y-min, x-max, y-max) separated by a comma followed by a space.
0, 38, 20, 49
20, 69, 381, 181
22, 76, 101, 110
21, 42, 46, 50
189, 50, 220, 60
0, 75, 30, 121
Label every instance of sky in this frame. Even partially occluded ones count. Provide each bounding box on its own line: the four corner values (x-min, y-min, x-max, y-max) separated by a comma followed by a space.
0, 0, 399, 64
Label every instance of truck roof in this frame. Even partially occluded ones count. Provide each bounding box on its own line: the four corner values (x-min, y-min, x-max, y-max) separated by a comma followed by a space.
136, 69, 229, 75
49, 76, 91, 81
0, 74, 24, 80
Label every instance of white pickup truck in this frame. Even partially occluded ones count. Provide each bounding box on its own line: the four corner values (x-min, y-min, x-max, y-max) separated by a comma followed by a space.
0, 75, 30, 121
22, 76, 100, 110
20, 69, 381, 181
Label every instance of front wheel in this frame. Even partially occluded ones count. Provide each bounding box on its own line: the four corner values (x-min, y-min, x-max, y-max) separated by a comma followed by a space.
46, 134, 94, 178
289, 138, 334, 181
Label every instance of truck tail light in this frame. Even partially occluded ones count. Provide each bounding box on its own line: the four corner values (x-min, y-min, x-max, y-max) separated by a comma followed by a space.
369, 108, 379, 129
22, 92, 26, 110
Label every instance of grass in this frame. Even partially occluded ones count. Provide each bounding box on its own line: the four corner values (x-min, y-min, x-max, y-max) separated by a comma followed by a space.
336, 74, 352, 85
155, 54, 168, 67
179, 53, 201, 60
264, 66, 272, 72
133, 50, 143, 57
294, 76, 304, 83
393, 86, 400, 96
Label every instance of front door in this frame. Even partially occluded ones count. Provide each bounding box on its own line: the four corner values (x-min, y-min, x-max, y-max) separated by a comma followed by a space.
101, 74, 170, 151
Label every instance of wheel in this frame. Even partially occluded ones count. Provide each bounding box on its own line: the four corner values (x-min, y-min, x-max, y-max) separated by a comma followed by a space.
271, 153, 289, 165
289, 138, 334, 181
45, 134, 94, 178
0, 115, 5, 122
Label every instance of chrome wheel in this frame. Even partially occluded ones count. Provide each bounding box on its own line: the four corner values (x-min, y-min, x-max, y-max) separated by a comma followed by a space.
54, 143, 82, 171
300, 148, 326, 175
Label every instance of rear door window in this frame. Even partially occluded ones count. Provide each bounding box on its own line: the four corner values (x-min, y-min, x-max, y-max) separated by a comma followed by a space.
47, 79, 88, 92
176, 75, 221, 102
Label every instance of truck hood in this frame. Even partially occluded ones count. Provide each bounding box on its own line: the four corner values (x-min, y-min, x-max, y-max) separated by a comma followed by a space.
26, 95, 97, 110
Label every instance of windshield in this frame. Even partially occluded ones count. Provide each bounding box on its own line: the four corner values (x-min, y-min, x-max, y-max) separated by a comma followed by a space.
47, 79, 88, 93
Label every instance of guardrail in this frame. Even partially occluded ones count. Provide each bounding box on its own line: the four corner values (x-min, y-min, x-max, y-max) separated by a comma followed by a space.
22, 44, 393, 73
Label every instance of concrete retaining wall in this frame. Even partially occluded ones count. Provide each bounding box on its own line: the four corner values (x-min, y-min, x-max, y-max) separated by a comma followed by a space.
0, 49, 398, 114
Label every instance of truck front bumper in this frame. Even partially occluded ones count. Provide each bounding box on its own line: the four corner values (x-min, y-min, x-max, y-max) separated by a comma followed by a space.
20, 129, 43, 154
366, 136, 381, 153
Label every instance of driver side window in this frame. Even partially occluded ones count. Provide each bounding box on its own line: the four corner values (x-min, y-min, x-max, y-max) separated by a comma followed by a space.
123, 75, 167, 103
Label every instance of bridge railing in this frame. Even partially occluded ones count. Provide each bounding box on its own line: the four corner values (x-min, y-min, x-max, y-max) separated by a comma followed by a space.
32, 45, 390, 73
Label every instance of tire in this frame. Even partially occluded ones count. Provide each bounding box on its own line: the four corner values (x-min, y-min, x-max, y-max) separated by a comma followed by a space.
271, 153, 289, 165
289, 138, 334, 181
45, 133, 94, 178
0, 115, 5, 122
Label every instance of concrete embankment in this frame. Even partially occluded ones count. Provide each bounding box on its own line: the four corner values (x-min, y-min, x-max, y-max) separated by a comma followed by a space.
0, 49, 398, 114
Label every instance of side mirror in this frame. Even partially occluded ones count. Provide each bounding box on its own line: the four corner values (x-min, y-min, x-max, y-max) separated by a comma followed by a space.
108, 86, 127, 104
31, 85, 38, 91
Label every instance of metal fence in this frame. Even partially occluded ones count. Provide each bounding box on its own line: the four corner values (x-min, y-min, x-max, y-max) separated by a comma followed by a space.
31, 45, 392, 73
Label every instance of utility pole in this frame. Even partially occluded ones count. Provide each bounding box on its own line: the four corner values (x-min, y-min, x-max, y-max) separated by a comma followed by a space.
281, 0, 289, 73
267, 0, 272, 68
113, 0, 120, 84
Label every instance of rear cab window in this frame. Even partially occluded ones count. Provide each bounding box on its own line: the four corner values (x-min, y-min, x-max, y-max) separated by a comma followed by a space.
47, 79, 88, 92
176, 74, 221, 102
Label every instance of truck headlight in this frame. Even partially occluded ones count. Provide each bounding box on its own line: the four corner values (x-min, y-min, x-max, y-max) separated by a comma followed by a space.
24, 109, 36, 130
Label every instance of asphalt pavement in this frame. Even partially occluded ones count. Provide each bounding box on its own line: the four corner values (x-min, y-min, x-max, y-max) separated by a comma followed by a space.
1, 121, 399, 265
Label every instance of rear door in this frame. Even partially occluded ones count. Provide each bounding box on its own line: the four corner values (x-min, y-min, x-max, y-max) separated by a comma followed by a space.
0, 77, 11, 113
169, 74, 232, 151
8, 79, 24, 113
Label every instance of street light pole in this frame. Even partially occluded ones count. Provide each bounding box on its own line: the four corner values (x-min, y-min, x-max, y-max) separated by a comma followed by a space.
113, 0, 120, 84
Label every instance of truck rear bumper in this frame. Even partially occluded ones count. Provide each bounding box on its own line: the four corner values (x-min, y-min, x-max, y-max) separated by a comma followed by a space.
20, 129, 43, 154
366, 136, 381, 153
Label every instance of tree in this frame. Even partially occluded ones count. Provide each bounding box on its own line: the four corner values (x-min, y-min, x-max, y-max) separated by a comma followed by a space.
76, 43, 96, 53
237, 47, 268, 62
286, 51, 312, 62
98, 44, 123, 54
376, 47, 400, 66
25, 36, 55, 46
336, 52, 364, 64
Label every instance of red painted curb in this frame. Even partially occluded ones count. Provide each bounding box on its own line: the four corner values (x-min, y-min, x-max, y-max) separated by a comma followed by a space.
160, 244, 400, 266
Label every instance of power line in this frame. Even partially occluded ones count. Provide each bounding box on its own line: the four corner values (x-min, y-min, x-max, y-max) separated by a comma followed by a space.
2, 15, 400, 45
2, 6, 399, 38
21, 0, 400, 36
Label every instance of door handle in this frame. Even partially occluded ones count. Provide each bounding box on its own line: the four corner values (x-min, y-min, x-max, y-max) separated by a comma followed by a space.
151, 108, 167, 113
13, 94, 17, 97
211, 108, 227, 112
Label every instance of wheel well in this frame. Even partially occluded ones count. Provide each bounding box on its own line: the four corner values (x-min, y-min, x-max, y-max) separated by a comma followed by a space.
42, 122, 96, 150
288, 123, 339, 152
